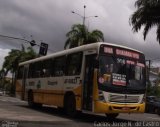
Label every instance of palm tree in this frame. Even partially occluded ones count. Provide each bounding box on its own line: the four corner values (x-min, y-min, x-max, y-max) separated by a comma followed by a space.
0, 69, 6, 89
2, 45, 37, 75
130, 0, 160, 43
2, 49, 22, 75
87, 30, 104, 44
1, 45, 37, 95
64, 24, 104, 49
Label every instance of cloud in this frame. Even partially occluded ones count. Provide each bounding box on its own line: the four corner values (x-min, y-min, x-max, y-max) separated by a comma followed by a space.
0, 48, 10, 70
0, 0, 160, 68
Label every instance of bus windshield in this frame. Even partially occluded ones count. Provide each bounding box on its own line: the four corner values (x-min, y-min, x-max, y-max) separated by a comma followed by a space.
98, 55, 146, 93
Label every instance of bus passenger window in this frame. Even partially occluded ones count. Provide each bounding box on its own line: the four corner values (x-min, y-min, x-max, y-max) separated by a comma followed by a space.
28, 63, 35, 78
41, 60, 52, 77
36, 62, 43, 78
29, 62, 43, 78
66, 52, 83, 76
17, 66, 24, 79
52, 56, 66, 77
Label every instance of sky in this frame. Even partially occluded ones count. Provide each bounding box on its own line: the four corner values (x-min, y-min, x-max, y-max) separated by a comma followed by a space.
0, 0, 160, 69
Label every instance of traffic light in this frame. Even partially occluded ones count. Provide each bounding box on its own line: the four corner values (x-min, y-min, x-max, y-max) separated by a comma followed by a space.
30, 40, 36, 46
39, 42, 48, 56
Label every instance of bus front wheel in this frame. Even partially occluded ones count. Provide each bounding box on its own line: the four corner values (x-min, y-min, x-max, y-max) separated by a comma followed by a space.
64, 94, 77, 117
154, 108, 160, 115
105, 113, 119, 120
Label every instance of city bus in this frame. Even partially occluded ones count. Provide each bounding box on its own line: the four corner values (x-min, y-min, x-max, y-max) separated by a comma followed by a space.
16, 42, 146, 118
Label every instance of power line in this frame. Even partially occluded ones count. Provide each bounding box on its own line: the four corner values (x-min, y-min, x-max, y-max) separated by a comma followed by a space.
0, 34, 30, 43
0, 34, 54, 52
150, 58, 160, 61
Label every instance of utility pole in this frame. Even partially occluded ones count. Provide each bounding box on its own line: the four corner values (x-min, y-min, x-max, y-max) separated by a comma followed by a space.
72, 5, 98, 26
146, 60, 151, 82
83, 5, 86, 25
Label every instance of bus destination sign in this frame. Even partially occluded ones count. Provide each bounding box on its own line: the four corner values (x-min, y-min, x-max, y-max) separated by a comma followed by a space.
102, 46, 140, 59
116, 49, 139, 59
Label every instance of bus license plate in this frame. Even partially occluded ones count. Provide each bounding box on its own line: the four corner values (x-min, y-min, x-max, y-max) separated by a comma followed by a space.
122, 107, 130, 110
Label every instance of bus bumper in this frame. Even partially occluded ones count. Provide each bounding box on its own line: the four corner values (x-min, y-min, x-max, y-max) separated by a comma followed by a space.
94, 101, 145, 114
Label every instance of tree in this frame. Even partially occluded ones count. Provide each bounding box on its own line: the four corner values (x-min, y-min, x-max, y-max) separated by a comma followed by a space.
64, 24, 104, 49
130, 0, 160, 43
2, 45, 37, 75
0, 69, 6, 89
0, 45, 37, 95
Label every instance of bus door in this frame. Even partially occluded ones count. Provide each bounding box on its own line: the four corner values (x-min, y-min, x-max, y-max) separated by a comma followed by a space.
21, 65, 28, 100
82, 54, 97, 111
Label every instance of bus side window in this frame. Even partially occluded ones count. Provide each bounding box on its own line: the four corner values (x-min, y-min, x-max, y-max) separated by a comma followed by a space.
28, 63, 35, 78
35, 62, 42, 78
17, 66, 24, 79
66, 52, 83, 76
41, 60, 52, 77
28, 62, 42, 78
52, 56, 66, 77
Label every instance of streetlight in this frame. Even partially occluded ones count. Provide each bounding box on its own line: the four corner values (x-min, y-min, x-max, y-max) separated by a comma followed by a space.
71, 5, 98, 26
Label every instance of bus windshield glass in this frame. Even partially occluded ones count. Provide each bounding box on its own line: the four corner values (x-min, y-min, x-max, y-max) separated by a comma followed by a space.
98, 45, 146, 94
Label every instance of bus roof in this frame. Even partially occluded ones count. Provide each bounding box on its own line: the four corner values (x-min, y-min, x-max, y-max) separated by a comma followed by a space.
19, 42, 143, 66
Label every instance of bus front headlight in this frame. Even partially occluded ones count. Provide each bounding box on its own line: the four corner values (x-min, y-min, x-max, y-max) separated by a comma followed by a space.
98, 90, 106, 102
140, 94, 146, 104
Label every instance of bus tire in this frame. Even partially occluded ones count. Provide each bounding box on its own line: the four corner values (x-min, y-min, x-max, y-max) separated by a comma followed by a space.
154, 107, 160, 115
158, 109, 160, 115
28, 90, 34, 108
58, 107, 65, 113
64, 94, 77, 117
105, 113, 119, 120
28, 91, 42, 108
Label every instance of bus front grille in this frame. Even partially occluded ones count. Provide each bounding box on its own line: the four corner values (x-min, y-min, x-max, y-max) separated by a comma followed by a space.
109, 94, 140, 103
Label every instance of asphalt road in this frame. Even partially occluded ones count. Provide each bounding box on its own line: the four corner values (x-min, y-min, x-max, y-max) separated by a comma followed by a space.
0, 95, 160, 127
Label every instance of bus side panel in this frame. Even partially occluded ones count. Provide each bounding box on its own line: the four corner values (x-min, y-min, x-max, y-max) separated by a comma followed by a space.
63, 75, 83, 111
26, 77, 64, 107
33, 89, 64, 107
15, 80, 22, 99
73, 85, 82, 110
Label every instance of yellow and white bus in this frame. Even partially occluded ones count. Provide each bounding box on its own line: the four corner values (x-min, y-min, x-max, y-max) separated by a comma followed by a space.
16, 42, 146, 118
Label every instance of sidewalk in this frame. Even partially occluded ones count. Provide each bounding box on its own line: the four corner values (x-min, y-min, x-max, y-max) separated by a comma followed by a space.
0, 96, 72, 122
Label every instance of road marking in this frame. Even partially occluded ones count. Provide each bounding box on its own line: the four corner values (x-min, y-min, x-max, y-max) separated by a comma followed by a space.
146, 116, 160, 120
0, 97, 25, 103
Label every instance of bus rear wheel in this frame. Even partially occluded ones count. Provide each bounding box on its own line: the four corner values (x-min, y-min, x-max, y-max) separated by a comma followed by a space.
105, 113, 119, 120
28, 91, 34, 107
64, 94, 77, 117
28, 91, 42, 108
